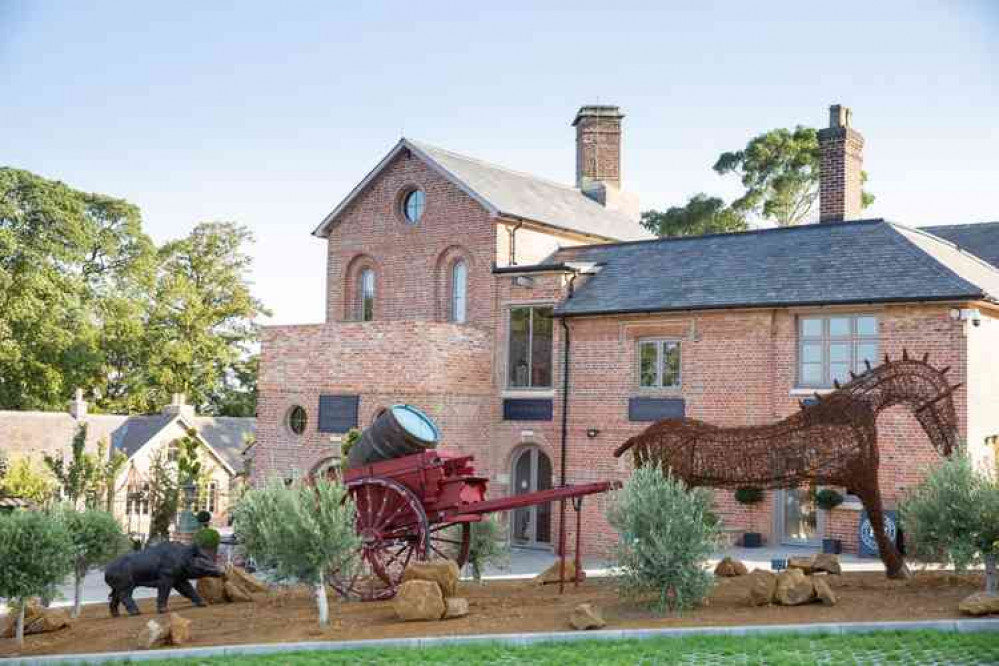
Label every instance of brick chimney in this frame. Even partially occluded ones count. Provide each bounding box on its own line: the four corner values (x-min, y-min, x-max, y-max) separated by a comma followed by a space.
818, 104, 865, 222
162, 392, 196, 422
572, 104, 639, 220
68, 388, 87, 420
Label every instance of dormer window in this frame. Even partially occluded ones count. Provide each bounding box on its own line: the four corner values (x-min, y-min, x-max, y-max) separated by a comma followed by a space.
402, 189, 425, 224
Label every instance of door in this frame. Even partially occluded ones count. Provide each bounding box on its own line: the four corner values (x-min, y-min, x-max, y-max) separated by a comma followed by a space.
510, 447, 553, 548
777, 488, 821, 546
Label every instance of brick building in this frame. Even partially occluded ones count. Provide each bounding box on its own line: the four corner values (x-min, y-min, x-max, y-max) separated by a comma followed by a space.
255, 104, 999, 557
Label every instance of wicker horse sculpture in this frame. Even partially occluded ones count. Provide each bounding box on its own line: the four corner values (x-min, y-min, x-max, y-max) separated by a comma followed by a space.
613, 351, 961, 579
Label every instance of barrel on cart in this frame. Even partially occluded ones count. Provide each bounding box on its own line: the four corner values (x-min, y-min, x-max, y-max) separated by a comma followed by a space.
327, 404, 612, 601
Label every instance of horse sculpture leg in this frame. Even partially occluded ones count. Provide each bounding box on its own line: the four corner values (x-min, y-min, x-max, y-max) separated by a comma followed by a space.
858, 484, 910, 579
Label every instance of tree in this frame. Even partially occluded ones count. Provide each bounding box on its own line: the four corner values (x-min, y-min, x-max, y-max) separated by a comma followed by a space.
53, 506, 127, 617
144, 222, 269, 412
900, 453, 999, 595
640, 194, 747, 238
713, 126, 874, 226
94, 440, 129, 513
0, 167, 154, 411
0, 510, 74, 647
43, 424, 100, 508
0, 457, 56, 504
606, 467, 720, 614
206, 354, 259, 417
147, 451, 179, 542
234, 479, 359, 626
467, 517, 510, 583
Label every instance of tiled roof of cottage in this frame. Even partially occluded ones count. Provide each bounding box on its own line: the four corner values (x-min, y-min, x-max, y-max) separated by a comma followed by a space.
552, 219, 999, 316
314, 138, 651, 242
923, 222, 999, 269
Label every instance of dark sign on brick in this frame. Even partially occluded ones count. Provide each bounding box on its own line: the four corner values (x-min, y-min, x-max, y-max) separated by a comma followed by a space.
628, 397, 685, 422
318, 395, 360, 433
502, 398, 554, 422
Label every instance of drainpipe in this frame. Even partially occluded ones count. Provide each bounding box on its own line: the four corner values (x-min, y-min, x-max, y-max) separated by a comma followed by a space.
559, 271, 579, 487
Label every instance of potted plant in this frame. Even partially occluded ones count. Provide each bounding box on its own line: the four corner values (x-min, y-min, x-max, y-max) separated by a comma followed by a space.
815, 488, 844, 554
194, 525, 222, 560
734, 486, 765, 548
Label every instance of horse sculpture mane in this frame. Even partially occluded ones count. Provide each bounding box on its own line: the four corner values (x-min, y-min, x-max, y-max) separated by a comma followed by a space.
614, 350, 961, 579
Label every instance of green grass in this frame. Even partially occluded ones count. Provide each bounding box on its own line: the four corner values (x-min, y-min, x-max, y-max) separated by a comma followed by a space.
126, 630, 999, 665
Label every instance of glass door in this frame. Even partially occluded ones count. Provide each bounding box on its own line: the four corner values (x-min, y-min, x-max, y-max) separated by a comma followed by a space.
511, 447, 553, 548
777, 488, 821, 546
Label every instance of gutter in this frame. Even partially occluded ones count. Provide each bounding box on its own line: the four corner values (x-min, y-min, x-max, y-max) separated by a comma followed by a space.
492, 263, 575, 275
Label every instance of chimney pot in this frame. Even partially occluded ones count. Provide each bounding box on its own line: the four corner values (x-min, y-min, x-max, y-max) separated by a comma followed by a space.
69, 388, 88, 420
829, 104, 852, 129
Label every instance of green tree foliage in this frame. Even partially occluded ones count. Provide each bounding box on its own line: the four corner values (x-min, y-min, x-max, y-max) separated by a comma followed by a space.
0, 167, 154, 410
52, 506, 127, 617
0, 457, 57, 503
714, 126, 874, 226
234, 479, 360, 626
640, 194, 747, 238
43, 424, 100, 508
900, 453, 999, 594
606, 467, 720, 614
0, 449, 9, 483
147, 451, 179, 542
206, 354, 259, 417
0, 510, 74, 646
467, 516, 510, 583
95, 440, 129, 513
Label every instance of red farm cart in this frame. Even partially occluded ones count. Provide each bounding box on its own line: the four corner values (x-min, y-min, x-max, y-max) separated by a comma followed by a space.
323, 405, 612, 601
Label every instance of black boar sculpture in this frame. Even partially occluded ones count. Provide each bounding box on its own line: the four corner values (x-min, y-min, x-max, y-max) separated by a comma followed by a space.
104, 541, 224, 616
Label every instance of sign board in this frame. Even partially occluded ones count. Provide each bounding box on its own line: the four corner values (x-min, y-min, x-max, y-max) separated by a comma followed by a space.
858, 510, 898, 558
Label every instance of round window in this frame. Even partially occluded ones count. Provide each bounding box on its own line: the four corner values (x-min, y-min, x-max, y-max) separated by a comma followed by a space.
402, 189, 425, 224
288, 406, 307, 435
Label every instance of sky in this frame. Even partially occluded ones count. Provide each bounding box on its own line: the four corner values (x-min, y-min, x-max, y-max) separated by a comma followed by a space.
2, 1, 997, 325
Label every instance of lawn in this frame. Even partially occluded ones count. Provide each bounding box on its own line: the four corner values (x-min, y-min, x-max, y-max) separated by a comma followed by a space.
134, 631, 999, 666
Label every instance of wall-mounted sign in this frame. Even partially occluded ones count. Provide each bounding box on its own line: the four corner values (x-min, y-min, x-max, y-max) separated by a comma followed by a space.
858, 510, 898, 558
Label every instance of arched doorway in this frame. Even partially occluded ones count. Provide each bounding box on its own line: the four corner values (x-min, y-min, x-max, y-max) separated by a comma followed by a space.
510, 446, 553, 548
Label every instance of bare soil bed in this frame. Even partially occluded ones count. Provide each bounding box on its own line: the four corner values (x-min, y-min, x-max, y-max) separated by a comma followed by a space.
0, 571, 984, 659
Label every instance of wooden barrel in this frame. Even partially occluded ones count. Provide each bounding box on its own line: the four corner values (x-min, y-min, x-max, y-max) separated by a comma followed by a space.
347, 404, 440, 468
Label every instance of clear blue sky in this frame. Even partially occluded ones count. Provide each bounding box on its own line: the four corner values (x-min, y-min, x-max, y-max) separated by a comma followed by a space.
2, 1, 997, 324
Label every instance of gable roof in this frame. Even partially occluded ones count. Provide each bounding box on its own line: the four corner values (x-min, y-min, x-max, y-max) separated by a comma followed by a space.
109, 414, 253, 474
552, 219, 999, 317
313, 138, 650, 242
922, 222, 999, 269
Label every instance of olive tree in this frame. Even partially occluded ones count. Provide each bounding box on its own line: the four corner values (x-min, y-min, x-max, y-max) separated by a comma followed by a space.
53, 506, 128, 617
233, 479, 359, 626
0, 511, 74, 647
900, 453, 999, 594
606, 466, 720, 614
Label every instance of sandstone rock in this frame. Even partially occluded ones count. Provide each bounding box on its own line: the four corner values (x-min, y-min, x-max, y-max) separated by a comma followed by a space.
2, 602, 71, 638
402, 560, 461, 598
167, 613, 191, 646
136, 619, 166, 650
444, 597, 469, 619
393, 580, 446, 621
535, 560, 585, 585
775, 568, 815, 606
569, 603, 606, 630
197, 576, 227, 604
959, 592, 999, 616
743, 569, 778, 606
224, 581, 253, 603
787, 556, 815, 575
225, 565, 270, 594
812, 553, 842, 575
714, 557, 749, 577
813, 577, 838, 606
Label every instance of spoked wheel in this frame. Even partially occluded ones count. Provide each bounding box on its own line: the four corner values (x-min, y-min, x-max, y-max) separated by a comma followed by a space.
330, 477, 428, 601
427, 521, 472, 567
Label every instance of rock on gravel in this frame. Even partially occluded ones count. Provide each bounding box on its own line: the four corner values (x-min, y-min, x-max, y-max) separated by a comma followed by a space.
1, 602, 71, 638
743, 569, 778, 606
535, 560, 585, 585
813, 576, 838, 606
224, 581, 253, 603
444, 597, 470, 619
775, 569, 815, 606
569, 603, 606, 630
167, 613, 192, 646
197, 577, 227, 604
136, 619, 166, 650
402, 560, 461, 598
812, 554, 842, 575
959, 592, 999, 616
714, 557, 749, 577
393, 580, 446, 621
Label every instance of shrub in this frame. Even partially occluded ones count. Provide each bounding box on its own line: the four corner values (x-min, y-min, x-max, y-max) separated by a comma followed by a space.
0, 457, 57, 504
607, 467, 720, 614
467, 516, 510, 583
900, 453, 999, 594
196, 510, 212, 525
52, 506, 128, 617
194, 527, 221, 553
233, 478, 360, 626
341, 428, 362, 459
0, 510, 74, 646
734, 486, 764, 505
815, 489, 844, 512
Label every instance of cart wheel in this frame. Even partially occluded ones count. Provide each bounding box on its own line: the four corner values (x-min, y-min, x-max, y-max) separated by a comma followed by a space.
426, 521, 471, 568
330, 477, 428, 601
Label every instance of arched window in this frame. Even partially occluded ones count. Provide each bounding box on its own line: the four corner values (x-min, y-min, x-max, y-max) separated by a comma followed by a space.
359, 268, 375, 321
450, 260, 467, 323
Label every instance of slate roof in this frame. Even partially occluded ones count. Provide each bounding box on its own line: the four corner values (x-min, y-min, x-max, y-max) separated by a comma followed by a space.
552, 219, 999, 317
109, 414, 175, 459
922, 222, 999, 269
313, 138, 650, 242
108, 414, 254, 473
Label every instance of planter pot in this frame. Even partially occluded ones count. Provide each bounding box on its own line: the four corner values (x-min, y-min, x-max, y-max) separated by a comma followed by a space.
742, 532, 763, 548
822, 538, 842, 554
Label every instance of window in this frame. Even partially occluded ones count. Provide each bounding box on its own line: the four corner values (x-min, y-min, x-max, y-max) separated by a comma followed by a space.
167, 441, 179, 463
197, 482, 218, 514
638, 340, 681, 389
358, 268, 375, 321
402, 189, 425, 223
798, 314, 879, 387
450, 260, 467, 323
507, 306, 553, 388
288, 405, 307, 435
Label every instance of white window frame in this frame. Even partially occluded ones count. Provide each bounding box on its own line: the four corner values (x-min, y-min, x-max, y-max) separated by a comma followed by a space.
450, 260, 467, 323
506, 304, 554, 390
797, 314, 879, 388
637, 339, 682, 390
